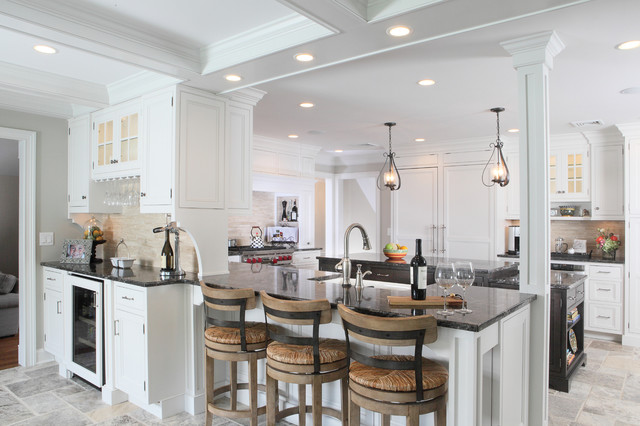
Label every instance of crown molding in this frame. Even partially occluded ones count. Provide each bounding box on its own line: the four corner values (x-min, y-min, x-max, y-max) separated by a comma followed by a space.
333, 0, 448, 23
581, 128, 624, 145
0, 89, 74, 118
108, 71, 182, 105
200, 14, 335, 75
254, 134, 322, 157
550, 132, 588, 146
223, 87, 267, 107
0, 61, 108, 107
501, 30, 566, 69
616, 122, 640, 138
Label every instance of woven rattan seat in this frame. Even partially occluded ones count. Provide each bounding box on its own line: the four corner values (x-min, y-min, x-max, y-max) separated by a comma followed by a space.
349, 355, 448, 393
267, 339, 347, 365
205, 322, 270, 345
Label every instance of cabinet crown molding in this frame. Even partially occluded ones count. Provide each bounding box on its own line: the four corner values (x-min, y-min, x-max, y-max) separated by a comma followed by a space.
616, 122, 640, 138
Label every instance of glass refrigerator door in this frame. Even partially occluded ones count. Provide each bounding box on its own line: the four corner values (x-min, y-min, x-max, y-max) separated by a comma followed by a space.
73, 285, 97, 373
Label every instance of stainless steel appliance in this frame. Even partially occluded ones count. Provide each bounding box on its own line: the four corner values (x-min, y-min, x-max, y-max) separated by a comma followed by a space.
507, 226, 520, 255
230, 245, 296, 265
65, 274, 103, 387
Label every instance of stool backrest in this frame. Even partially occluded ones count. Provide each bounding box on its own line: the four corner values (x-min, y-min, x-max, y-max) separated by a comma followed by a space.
200, 281, 256, 351
337, 304, 437, 401
260, 290, 331, 373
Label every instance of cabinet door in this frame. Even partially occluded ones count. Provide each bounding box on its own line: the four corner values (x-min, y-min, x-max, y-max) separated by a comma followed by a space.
140, 89, 175, 213
592, 145, 624, 219
630, 141, 640, 216
226, 101, 252, 211
392, 168, 438, 255
68, 116, 90, 210
628, 218, 640, 335
92, 112, 115, 178
179, 91, 225, 209
44, 287, 64, 359
505, 152, 520, 219
549, 151, 560, 200
443, 164, 495, 261
117, 109, 140, 174
551, 148, 590, 201
114, 309, 147, 401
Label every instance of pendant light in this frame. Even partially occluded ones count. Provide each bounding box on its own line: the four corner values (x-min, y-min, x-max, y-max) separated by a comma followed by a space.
482, 107, 510, 187
377, 122, 401, 191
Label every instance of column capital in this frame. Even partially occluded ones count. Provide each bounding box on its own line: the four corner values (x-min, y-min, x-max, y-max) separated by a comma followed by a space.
616, 122, 640, 138
500, 30, 565, 69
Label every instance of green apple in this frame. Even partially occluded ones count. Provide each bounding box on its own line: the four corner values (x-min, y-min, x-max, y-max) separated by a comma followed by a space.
384, 243, 394, 250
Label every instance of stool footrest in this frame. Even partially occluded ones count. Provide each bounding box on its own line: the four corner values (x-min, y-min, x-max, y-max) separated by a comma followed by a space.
208, 402, 267, 419
275, 405, 343, 422
213, 383, 266, 397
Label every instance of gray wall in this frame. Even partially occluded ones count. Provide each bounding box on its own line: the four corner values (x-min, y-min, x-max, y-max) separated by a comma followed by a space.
0, 109, 78, 352
0, 174, 19, 276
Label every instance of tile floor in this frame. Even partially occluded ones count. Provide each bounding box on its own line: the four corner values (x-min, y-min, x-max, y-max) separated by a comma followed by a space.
1, 338, 639, 425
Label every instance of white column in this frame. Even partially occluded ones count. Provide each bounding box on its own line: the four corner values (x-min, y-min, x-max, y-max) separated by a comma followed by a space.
501, 31, 565, 426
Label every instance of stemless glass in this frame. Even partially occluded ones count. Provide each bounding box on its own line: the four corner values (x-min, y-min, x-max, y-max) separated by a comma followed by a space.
435, 262, 456, 316
454, 261, 475, 313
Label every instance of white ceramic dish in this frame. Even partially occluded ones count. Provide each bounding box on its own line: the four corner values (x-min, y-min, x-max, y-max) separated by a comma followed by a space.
110, 257, 135, 269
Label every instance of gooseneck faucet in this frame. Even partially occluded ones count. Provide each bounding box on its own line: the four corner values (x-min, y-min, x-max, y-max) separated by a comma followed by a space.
335, 223, 371, 287
153, 221, 186, 278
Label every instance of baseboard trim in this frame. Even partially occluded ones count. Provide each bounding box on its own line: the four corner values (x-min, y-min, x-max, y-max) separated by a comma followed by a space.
622, 334, 640, 348
184, 392, 205, 415
36, 349, 54, 364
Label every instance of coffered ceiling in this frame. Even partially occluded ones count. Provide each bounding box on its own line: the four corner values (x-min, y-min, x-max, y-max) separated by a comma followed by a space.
0, 0, 638, 154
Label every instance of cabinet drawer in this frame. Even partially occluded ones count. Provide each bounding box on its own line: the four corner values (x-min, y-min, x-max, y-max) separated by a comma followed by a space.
586, 303, 622, 334
115, 284, 145, 312
566, 282, 585, 312
588, 279, 622, 303
43, 268, 63, 291
589, 265, 622, 280
292, 251, 320, 265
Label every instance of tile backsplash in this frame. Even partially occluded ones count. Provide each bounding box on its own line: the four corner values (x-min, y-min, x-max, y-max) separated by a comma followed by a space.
551, 220, 625, 258
228, 191, 276, 246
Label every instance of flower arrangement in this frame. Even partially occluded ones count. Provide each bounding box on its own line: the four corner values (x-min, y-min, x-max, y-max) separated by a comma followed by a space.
596, 228, 621, 254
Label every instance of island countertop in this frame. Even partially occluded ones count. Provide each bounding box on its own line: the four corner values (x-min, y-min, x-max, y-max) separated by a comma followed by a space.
202, 262, 535, 333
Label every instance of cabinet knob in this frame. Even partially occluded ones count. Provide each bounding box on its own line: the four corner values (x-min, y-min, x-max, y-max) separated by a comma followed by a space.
140, 192, 146, 197
595, 207, 600, 211
81, 195, 87, 200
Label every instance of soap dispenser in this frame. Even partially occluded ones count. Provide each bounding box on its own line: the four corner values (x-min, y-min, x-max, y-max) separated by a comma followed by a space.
355, 264, 372, 303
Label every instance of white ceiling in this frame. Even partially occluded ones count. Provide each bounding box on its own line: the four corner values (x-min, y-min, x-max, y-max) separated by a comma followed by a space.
0, 0, 638, 154
0, 139, 19, 176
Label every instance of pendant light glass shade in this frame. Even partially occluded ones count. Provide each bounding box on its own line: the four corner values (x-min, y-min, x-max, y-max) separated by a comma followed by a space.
377, 122, 401, 191
482, 107, 510, 187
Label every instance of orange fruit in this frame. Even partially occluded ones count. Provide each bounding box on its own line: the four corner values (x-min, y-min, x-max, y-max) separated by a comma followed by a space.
400, 246, 408, 250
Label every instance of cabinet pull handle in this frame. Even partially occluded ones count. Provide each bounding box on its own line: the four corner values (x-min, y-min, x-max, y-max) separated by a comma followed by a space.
597, 271, 611, 274
81, 195, 87, 200
596, 315, 611, 319
114, 320, 120, 336
577, 290, 584, 295
440, 225, 446, 253
568, 296, 576, 301
56, 301, 61, 315
375, 273, 390, 277
595, 207, 600, 211
596, 288, 611, 291
46, 277, 55, 281
121, 296, 134, 301
140, 192, 146, 197
432, 225, 437, 254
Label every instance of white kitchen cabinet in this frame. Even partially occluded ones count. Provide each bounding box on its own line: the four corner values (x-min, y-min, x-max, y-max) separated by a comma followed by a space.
292, 249, 321, 268
627, 218, 640, 336
591, 144, 624, 219
549, 146, 590, 202
252, 138, 320, 179
624, 136, 640, 346
226, 101, 252, 211
43, 268, 64, 360
92, 99, 142, 180
504, 151, 520, 219
586, 264, 623, 335
112, 282, 185, 405
140, 88, 175, 213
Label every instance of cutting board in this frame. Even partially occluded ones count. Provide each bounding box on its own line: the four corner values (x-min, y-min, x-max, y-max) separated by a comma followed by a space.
387, 295, 464, 308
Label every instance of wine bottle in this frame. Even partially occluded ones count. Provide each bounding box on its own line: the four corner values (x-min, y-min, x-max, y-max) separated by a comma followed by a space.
291, 200, 298, 222
410, 239, 427, 300
161, 229, 174, 271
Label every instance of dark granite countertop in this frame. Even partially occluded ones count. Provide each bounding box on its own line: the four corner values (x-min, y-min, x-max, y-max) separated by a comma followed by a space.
296, 247, 323, 252
41, 261, 199, 287
497, 253, 624, 265
201, 262, 536, 333
319, 253, 519, 276
550, 271, 587, 290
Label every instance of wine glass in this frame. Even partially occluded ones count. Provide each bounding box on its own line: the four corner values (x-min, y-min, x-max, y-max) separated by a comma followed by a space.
435, 262, 456, 316
454, 261, 475, 313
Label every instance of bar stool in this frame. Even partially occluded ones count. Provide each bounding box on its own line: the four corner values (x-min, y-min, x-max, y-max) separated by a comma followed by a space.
260, 290, 348, 426
200, 282, 268, 426
338, 304, 448, 426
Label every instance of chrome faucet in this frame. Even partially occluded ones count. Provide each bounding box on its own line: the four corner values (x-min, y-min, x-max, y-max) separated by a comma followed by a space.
335, 223, 371, 287
153, 220, 186, 278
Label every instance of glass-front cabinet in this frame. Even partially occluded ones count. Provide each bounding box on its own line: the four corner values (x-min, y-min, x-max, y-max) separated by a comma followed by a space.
550, 147, 590, 202
92, 99, 141, 180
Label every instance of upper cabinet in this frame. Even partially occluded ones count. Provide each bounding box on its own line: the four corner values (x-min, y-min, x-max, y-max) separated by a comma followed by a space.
591, 144, 624, 219
92, 99, 142, 180
549, 146, 590, 202
253, 137, 321, 179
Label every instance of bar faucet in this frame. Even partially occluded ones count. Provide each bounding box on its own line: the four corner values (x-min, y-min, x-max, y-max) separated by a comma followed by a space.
153, 221, 186, 278
335, 223, 371, 287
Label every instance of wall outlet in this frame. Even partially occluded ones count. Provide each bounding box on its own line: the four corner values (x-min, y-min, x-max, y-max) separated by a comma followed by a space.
39, 232, 54, 246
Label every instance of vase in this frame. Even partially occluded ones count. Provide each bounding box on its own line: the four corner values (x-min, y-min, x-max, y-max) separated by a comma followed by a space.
602, 250, 616, 261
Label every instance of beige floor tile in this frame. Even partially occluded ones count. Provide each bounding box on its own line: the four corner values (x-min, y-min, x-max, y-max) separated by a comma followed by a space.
88, 401, 137, 422
590, 384, 622, 400
574, 411, 616, 426
589, 340, 634, 353
603, 356, 640, 374
549, 394, 584, 421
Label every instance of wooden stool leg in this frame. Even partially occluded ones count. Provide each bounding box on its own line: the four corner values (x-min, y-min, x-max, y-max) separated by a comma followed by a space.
349, 392, 360, 426
205, 354, 214, 426
435, 398, 447, 426
230, 361, 238, 410
248, 354, 258, 426
341, 376, 348, 426
406, 405, 419, 426
298, 383, 306, 426
382, 414, 391, 426
266, 372, 277, 426
312, 375, 322, 425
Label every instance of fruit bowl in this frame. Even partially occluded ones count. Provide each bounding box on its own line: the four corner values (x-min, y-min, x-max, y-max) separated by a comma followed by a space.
383, 249, 408, 260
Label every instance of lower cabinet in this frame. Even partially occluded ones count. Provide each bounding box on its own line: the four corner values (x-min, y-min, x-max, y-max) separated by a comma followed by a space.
585, 264, 623, 335
43, 268, 64, 359
291, 249, 321, 268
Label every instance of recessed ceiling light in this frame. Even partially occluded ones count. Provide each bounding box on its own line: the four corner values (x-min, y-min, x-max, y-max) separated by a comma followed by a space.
414, 138, 425, 142
387, 25, 412, 37
616, 40, 640, 50
288, 134, 299, 139
299, 102, 314, 108
33, 45, 57, 54
621, 87, 640, 95
295, 53, 314, 62
334, 149, 343, 153
417, 79, 435, 86
507, 128, 520, 133
225, 74, 242, 82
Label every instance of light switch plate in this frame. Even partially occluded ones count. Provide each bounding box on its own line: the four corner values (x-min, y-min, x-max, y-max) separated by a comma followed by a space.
39, 232, 54, 246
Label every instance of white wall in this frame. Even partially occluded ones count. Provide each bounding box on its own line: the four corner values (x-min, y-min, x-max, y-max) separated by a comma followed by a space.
341, 177, 378, 254
314, 179, 326, 251
0, 109, 78, 351
0, 174, 19, 276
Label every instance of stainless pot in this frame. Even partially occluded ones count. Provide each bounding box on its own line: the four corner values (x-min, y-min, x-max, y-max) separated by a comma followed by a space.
228, 239, 237, 248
